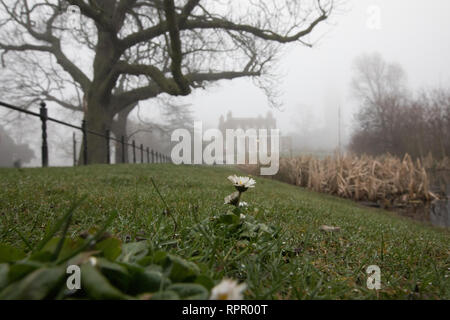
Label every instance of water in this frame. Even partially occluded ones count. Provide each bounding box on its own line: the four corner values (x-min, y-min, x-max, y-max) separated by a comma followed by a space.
428, 169, 450, 228
430, 199, 450, 228
396, 170, 450, 228
362, 170, 450, 228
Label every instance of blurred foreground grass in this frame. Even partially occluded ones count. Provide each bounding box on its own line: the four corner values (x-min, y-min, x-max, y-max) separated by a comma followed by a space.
0, 164, 448, 299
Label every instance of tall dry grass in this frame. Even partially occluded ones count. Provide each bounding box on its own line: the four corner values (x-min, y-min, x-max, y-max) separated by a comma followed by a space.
244, 153, 450, 207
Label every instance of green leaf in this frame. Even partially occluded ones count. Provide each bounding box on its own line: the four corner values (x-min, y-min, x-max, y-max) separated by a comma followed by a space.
29, 251, 55, 263
0, 266, 66, 300
167, 283, 209, 300
56, 211, 118, 264
118, 241, 149, 263
166, 255, 200, 283
117, 261, 145, 275
232, 207, 241, 215
194, 275, 215, 291
7, 260, 44, 283
95, 238, 122, 261
152, 251, 168, 264
80, 263, 127, 300
136, 255, 153, 267
131, 270, 171, 294
150, 290, 180, 300
0, 264, 9, 291
33, 237, 84, 263
0, 243, 26, 263
96, 258, 131, 291
218, 213, 240, 225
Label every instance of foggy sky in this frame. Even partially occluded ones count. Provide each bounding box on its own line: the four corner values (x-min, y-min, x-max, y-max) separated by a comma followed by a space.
4, 0, 450, 166
133, 0, 450, 148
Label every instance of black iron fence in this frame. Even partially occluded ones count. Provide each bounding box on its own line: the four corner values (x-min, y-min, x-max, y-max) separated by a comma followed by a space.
0, 100, 171, 167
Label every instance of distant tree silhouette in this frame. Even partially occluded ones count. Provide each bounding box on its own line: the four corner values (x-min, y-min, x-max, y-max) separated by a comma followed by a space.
0, 125, 34, 167
350, 53, 450, 159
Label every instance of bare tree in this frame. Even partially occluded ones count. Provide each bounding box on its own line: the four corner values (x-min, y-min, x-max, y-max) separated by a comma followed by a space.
350, 52, 408, 155
0, 0, 335, 163
350, 53, 450, 159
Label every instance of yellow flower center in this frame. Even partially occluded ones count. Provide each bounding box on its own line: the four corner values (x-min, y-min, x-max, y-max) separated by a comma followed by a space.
218, 293, 229, 300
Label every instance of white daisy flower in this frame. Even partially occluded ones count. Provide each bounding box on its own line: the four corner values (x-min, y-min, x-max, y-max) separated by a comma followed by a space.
240, 213, 246, 219
239, 201, 249, 207
210, 278, 247, 300
88, 257, 97, 266
227, 175, 256, 192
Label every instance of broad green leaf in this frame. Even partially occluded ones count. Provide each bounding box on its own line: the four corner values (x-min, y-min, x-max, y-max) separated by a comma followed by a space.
96, 258, 131, 291
167, 283, 209, 300
152, 251, 168, 264
117, 261, 145, 275
232, 207, 241, 215
56, 211, 118, 265
194, 275, 215, 291
0, 266, 65, 300
0, 243, 26, 263
166, 255, 200, 283
218, 213, 240, 225
31, 238, 83, 263
0, 264, 9, 291
150, 290, 180, 300
7, 260, 44, 283
95, 238, 122, 261
29, 251, 54, 263
118, 241, 149, 263
131, 270, 171, 294
137, 255, 153, 267
80, 264, 127, 300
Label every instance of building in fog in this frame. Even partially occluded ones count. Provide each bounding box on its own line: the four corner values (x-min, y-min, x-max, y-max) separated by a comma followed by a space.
219, 111, 277, 133
218, 111, 292, 163
0, 125, 34, 167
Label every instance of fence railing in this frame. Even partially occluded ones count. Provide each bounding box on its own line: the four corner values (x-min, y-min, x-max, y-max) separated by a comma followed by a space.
0, 100, 171, 167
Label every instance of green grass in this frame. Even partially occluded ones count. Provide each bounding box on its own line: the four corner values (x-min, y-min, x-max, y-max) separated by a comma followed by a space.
0, 164, 449, 299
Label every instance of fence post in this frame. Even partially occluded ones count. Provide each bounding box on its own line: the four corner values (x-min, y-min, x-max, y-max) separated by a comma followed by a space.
155, 151, 159, 163
39, 102, 48, 168
140, 144, 144, 163
121, 136, 126, 163
151, 149, 154, 163
73, 132, 77, 167
82, 120, 88, 165
146, 147, 150, 163
132, 140, 136, 163
106, 129, 110, 164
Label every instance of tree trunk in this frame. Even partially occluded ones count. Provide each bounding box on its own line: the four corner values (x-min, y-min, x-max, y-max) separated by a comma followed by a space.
111, 106, 133, 164
79, 99, 113, 164
77, 22, 120, 165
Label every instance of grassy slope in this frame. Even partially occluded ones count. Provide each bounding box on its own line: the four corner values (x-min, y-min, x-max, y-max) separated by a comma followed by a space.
0, 164, 448, 299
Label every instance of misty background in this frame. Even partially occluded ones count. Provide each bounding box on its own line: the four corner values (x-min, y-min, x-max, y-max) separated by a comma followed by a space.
1, 0, 450, 167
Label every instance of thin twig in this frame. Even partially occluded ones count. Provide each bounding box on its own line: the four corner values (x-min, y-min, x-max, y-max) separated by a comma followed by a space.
150, 177, 178, 235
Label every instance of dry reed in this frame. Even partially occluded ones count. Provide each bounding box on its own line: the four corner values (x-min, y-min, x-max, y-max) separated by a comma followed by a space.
243, 153, 450, 207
